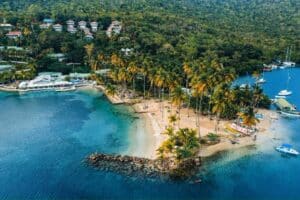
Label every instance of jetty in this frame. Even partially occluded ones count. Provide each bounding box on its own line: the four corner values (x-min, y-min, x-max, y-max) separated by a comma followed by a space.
274, 98, 296, 111
274, 98, 300, 117
87, 153, 201, 179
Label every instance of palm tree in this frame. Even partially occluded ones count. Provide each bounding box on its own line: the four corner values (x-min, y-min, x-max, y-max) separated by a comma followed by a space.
171, 86, 187, 127
168, 114, 177, 127
84, 43, 94, 69
106, 84, 117, 97
211, 83, 233, 133
238, 107, 259, 129
127, 62, 139, 96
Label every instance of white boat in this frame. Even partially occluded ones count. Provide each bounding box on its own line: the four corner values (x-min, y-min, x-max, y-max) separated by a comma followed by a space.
282, 61, 296, 67
230, 123, 255, 135
275, 95, 286, 99
278, 89, 292, 96
279, 110, 300, 118
256, 78, 266, 84
276, 144, 299, 155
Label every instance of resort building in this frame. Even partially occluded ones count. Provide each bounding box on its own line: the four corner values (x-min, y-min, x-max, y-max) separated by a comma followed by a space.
18, 73, 73, 91
6, 31, 22, 39
0, 65, 14, 73
43, 18, 54, 25
66, 20, 75, 26
121, 48, 132, 56
106, 20, 122, 38
47, 53, 66, 62
0, 23, 13, 31
85, 33, 94, 40
90, 22, 98, 32
39, 23, 51, 29
67, 26, 77, 34
78, 21, 87, 30
53, 24, 63, 32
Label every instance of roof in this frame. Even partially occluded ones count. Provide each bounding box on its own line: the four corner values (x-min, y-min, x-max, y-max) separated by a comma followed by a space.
0, 23, 13, 27
6, 31, 22, 36
43, 19, 54, 23
275, 98, 296, 111
47, 53, 65, 58
0, 65, 14, 72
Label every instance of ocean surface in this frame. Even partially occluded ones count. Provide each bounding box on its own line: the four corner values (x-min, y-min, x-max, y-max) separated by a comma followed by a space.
0, 67, 300, 200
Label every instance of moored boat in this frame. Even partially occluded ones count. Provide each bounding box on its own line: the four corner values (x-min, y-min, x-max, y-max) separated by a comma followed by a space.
276, 144, 299, 155
278, 89, 292, 96
279, 110, 300, 118
256, 78, 266, 84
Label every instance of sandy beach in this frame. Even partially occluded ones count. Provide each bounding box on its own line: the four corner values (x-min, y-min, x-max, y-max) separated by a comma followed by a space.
129, 99, 278, 159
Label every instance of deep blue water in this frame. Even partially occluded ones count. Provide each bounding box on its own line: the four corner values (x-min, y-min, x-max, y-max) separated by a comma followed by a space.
0, 68, 300, 200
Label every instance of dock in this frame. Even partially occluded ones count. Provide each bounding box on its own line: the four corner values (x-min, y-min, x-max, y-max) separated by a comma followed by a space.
274, 98, 296, 111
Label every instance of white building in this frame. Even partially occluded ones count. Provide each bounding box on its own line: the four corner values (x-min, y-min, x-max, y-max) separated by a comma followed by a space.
78, 21, 87, 30
39, 23, 51, 29
0, 23, 13, 31
6, 31, 22, 39
90, 22, 98, 32
18, 73, 74, 91
106, 20, 122, 38
66, 20, 75, 26
53, 24, 63, 32
67, 26, 77, 34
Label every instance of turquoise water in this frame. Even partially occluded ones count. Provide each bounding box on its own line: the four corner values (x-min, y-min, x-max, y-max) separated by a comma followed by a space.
0, 68, 300, 200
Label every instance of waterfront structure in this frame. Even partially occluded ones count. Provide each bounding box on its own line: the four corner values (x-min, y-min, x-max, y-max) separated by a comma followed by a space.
106, 21, 122, 38
18, 73, 73, 91
6, 31, 22, 39
53, 24, 63, 32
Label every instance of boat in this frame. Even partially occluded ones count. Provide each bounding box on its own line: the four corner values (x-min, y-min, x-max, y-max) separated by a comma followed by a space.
256, 78, 266, 84
275, 95, 286, 99
278, 90, 292, 96
276, 144, 299, 156
230, 123, 255, 135
280, 47, 296, 68
279, 110, 300, 118
55, 86, 76, 92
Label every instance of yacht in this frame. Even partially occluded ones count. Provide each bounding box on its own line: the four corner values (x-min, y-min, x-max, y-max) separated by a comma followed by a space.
282, 61, 296, 68
278, 90, 292, 96
256, 78, 266, 84
276, 144, 299, 156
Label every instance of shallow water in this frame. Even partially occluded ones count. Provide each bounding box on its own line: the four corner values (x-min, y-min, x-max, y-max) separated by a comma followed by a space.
0, 68, 300, 200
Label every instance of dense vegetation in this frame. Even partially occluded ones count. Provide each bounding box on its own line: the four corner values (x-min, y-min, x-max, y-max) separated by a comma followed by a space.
0, 0, 299, 74
0, 0, 295, 117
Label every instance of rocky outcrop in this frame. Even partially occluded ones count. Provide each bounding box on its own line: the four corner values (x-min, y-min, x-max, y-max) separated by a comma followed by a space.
87, 153, 201, 179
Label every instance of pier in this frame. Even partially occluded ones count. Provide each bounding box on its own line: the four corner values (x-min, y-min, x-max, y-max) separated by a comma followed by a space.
274, 98, 296, 111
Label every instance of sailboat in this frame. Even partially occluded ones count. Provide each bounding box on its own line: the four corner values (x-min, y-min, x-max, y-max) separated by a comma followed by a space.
278, 68, 292, 96
281, 47, 296, 68
256, 71, 266, 84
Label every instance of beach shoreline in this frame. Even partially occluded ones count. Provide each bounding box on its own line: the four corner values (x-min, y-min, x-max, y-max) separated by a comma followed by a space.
0, 83, 280, 160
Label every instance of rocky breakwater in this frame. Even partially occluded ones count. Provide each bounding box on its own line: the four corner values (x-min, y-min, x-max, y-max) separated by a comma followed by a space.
87, 153, 201, 179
